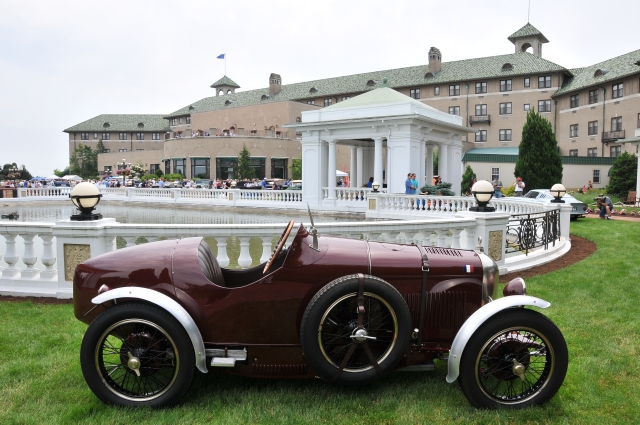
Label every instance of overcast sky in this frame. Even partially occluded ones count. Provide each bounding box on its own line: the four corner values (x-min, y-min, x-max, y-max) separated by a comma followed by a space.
1, 0, 638, 176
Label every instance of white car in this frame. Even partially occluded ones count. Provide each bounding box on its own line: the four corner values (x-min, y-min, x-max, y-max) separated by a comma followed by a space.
517, 189, 588, 219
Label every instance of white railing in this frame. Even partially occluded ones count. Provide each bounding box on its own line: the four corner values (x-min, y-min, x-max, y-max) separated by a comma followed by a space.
322, 187, 387, 201
16, 187, 72, 198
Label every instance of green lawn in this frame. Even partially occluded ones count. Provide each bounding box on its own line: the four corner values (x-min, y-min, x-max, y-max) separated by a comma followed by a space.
1, 218, 639, 424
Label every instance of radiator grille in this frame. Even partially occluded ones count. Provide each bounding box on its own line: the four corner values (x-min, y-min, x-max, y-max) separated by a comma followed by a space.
403, 291, 466, 330
252, 364, 309, 377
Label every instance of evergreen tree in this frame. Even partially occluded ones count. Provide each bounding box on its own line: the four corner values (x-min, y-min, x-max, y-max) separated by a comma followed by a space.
433, 149, 439, 176
236, 144, 254, 180
607, 152, 637, 197
461, 165, 476, 195
514, 107, 563, 192
290, 157, 302, 180
69, 143, 98, 178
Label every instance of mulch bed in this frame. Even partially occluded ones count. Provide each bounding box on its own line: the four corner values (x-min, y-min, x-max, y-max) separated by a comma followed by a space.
0, 236, 597, 304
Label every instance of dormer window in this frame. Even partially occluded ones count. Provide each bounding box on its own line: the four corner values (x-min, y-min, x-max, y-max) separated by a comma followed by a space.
594, 69, 609, 77
224, 100, 233, 106
261, 94, 269, 100
366, 80, 376, 87
502, 63, 514, 71
103, 122, 111, 128
137, 122, 145, 128
424, 72, 435, 79
309, 87, 318, 93
188, 105, 196, 110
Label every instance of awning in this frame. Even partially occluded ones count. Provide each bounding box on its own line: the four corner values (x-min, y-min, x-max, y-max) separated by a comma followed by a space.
189, 156, 210, 159
171, 157, 186, 160
161, 158, 169, 162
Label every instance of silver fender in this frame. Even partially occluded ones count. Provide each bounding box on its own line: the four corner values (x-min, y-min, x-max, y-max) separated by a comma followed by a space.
446, 295, 550, 383
92, 287, 208, 374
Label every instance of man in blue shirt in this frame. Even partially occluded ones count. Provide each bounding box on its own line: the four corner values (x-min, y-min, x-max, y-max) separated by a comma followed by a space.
405, 173, 413, 194
261, 178, 267, 189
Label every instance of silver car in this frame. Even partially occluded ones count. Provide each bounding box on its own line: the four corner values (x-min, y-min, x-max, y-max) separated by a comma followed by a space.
521, 189, 588, 219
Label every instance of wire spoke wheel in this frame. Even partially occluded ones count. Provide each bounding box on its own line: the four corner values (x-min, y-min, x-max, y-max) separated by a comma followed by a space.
319, 292, 398, 372
96, 319, 179, 401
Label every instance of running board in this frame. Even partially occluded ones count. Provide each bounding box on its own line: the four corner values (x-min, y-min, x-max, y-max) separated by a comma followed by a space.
397, 361, 435, 372
206, 348, 247, 367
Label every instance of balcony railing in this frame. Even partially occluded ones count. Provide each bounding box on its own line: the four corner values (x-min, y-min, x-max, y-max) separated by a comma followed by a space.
469, 115, 491, 126
602, 130, 625, 142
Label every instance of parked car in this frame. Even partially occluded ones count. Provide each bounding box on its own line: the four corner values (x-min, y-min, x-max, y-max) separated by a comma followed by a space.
53, 181, 70, 187
286, 180, 302, 190
195, 179, 212, 189
263, 178, 285, 190
73, 220, 568, 409
518, 189, 588, 219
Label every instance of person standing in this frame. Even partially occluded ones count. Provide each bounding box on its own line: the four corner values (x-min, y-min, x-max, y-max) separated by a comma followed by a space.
492, 177, 503, 198
513, 177, 525, 196
405, 173, 413, 194
411, 173, 419, 194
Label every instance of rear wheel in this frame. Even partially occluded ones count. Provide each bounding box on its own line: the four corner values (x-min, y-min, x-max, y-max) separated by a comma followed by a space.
458, 309, 568, 409
301, 275, 411, 385
80, 303, 195, 408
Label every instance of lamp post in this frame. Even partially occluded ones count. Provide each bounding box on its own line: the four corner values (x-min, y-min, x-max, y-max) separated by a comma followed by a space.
69, 182, 103, 221
8, 165, 19, 188
117, 159, 131, 187
372, 181, 380, 192
550, 184, 566, 203
470, 180, 496, 212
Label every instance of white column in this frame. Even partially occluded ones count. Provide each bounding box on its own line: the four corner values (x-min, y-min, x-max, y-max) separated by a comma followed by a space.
438, 143, 448, 183
300, 137, 325, 207
374, 137, 383, 186
419, 140, 426, 187
386, 146, 391, 189
356, 147, 364, 188
449, 142, 463, 196
349, 146, 357, 188
327, 139, 337, 200
426, 144, 434, 185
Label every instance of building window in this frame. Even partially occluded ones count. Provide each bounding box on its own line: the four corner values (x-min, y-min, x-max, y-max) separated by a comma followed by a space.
271, 158, 289, 179
179, 117, 183, 124
80, 132, 89, 140
491, 168, 500, 181
538, 100, 551, 112
136, 149, 144, 151
186, 116, 191, 124
165, 160, 171, 175
173, 159, 186, 176
475, 104, 487, 116
500, 79, 512, 92
307, 100, 315, 105
610, 145, 621, 158
448, 106, 460, 115
136, 133, 144, 140
570, 124, 579, 138
449, 84, 460, 96
569, 149, 578, 156
324, 98, 333, 107
93, 133, 98, 139
475, 130, 487, 142
191, 158, 210, 179
475, 82, 487, 94
588, 121, 598, 135
434, 86, 440, 96
152, 132, 160, 140
119, 133, 127, 140
410, 89, 420, 99
499, 129, 512, 141
102, 133, 110, 140
150, 164, 160, 174
570, 95, 579, 108
104, 166, 112, 174
341, 96, 350, 101
102, 149, 110, 153
593, 169, 600, 184
589, 89, 599, 104
524, 103, 530, 111
588, 148, 598, 157
524, 77, 530, 87
119, 148, 127, 152
611, 116, 623, 131
612, 83, 624, 99
538, 75, 551, 88
499, 102, 512, 115
171, 118, 177, 126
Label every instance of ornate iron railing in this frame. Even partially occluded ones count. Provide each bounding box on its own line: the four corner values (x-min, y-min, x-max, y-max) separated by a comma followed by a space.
505, 209, 560, 255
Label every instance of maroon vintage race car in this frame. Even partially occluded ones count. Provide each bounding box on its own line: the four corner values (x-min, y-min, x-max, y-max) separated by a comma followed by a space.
73, 219, 568, 409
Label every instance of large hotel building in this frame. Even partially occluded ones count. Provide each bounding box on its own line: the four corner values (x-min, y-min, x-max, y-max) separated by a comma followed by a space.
64, 23, 640, 190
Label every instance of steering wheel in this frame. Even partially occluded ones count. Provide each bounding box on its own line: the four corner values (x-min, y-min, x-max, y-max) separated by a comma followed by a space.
263, 220, 295, 274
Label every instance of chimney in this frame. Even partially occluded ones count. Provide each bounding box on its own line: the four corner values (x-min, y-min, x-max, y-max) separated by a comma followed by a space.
428, 47, 442, 74
269, 73, 282, 96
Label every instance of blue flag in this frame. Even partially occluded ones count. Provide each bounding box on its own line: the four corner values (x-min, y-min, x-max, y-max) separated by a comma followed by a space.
217, 54, 225, 59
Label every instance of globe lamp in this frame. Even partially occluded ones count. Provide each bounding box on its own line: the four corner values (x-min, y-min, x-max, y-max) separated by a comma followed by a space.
470, 180, 495, 212
372, 182, 380, 192
550, 183, 566, 203
69, 182, 103, 221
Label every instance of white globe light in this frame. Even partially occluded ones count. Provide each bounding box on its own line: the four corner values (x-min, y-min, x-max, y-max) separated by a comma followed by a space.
471, 180, 494, 203
550, 183, 566, 199
70, 182, 101, 209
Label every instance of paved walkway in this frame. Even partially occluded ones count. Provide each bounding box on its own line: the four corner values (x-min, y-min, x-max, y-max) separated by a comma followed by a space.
584, 212, 640, 222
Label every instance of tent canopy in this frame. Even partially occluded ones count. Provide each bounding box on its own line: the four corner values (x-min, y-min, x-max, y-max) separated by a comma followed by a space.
45, 174, 59, 180
61, 175, 83, 181
336, 170, 348, 177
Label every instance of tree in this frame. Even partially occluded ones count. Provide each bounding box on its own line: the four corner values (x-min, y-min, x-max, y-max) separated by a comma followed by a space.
69, 143, 98, 178
236, 144, 254, 180
607, 152, 637, 197
461, 165, 476, 195
514, 107, 563, 192
96, 140, 107, 154
433, 149, 439, 176
155, 168, 164, 177
130, 161, 146, 179
290, 157, 302, 180
53, 168, 69, 177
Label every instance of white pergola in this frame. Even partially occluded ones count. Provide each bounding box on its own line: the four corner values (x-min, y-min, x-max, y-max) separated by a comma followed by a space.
286, 87, 474, 207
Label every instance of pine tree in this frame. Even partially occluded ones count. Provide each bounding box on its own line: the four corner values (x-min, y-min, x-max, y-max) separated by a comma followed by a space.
514, 107, 563, 192
236, 144, 254, 180
461, 165, 476, 195
607, 152, 637, 197
290, 157, 302, 180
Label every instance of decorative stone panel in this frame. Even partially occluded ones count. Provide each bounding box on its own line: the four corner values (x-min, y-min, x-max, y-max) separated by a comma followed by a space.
369, 199, 376, 210
64, 244, 91, 281
488, 230, 503, 261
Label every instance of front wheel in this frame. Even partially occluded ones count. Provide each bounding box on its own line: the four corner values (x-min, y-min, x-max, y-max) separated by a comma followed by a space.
80, 303, 195, 408
458, 309, 568, 409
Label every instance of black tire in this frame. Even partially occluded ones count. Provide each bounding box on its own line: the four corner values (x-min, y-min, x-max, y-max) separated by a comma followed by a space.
300, 275, 411, 385
458, 308, 568, 409
80, 303, 195, 408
